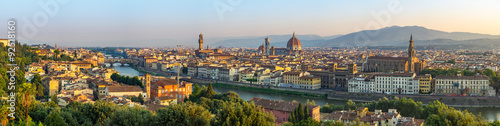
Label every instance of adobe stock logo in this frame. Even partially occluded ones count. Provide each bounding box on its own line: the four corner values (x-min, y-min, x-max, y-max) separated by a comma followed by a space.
350, 0, 403, 47
213, 0, 243, 21
20, 0, 70, 40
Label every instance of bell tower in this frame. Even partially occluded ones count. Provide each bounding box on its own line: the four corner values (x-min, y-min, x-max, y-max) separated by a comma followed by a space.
265, 37, 270, 55
145, 73, 151, 99
408, 34, 415, 72
198, 33, 204, 50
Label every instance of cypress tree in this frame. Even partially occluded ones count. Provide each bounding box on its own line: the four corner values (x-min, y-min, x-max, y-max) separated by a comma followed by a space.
304, 105, 309, 120
204, 83, 215, 98
297, 103, 304, 121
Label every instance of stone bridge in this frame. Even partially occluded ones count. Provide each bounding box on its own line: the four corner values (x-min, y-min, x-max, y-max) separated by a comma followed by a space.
104, 58, 134, 67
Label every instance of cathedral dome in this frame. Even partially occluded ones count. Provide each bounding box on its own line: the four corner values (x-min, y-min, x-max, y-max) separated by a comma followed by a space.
287, 32, 302, 50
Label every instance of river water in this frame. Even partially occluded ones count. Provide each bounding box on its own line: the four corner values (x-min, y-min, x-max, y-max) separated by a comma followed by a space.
111, 65, 500, 121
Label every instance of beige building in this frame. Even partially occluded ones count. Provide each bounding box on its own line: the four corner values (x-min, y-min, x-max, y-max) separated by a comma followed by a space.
435, 75, 490, 96
105, 85, 144, 97
418, 74, 432, 94
43, 77, 60, 96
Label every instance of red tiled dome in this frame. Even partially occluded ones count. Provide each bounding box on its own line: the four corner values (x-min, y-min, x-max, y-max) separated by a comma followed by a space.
287, 32, 301, 50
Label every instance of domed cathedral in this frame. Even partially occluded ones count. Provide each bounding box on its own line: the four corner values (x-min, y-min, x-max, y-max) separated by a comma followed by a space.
363, 34, 426, 73
287, 32, 302, 51
273, 32, 303, 55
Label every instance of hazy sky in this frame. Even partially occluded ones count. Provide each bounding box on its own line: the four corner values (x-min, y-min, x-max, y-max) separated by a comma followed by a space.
1, 0, 499, 47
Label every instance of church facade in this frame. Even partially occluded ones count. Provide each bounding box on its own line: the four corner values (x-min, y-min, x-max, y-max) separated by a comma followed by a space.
259, 32, 303, 55
363, 35, 426, 73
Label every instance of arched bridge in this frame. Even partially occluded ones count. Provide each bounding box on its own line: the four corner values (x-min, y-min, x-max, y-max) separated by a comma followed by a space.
104, 58, 134, 67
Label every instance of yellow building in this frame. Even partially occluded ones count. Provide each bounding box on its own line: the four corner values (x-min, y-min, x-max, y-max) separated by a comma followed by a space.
283, 71, 321, 90
43, 78, 60, 96
418, 74, 432, 94
155, 96, 177, 106
283, 71, 301, 84
299, 76, 321, 89
0, 39, 8, 46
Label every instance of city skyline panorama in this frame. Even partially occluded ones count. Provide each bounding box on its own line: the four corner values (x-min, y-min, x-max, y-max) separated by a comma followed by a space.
1, 0, 500, 47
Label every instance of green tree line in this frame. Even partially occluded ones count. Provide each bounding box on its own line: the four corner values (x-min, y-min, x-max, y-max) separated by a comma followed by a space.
110, 73, 143, 88
320, 97, 497, 126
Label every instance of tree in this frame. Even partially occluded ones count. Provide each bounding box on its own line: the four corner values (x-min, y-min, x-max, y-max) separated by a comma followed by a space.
137, 93, 144, 104
345, 99, 356, 110
18, 82, 36, 126
204, 83, 215, 98
445, 60, 456, 64
106, 107, 154, 126
306, 99, 316, 106
293, 117, 320, 126
51, 95, 59, 104
154, 106, 190, 125
44, 110, 68, 126
53, 50, 60, 60
73, 50, 77, 58
289, 103, 307, 124
0, 106, 12, 126
211, 101, 275, 126
483, 68, 496, 78
32, 73, 44, 98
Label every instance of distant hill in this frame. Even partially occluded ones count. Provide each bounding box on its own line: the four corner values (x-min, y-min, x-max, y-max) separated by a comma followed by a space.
210, 34, 342, 48
318, 26, 500, 47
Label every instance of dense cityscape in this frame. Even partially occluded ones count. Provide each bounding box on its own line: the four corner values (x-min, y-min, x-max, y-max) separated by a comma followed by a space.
2, 0, 500, 126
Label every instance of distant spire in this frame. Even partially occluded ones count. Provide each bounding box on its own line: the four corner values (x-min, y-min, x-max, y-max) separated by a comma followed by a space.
410, 33, 413, 41
293, 32, 295, 37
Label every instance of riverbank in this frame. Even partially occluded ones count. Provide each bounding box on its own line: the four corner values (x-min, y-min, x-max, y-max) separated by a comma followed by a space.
326, 90, 500, 108
133, 65, 500, 108
129, 65, 161, 76
203, 83, 327, 98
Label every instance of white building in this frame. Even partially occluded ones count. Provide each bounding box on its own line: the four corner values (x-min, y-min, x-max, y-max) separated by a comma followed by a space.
348, 75, 374, 93
209, 66, 221, 80
264, 76, 283, 86
373, 73, 419, 95
434, 75, 490, 96
197, 67, 208, 78
187, 65, 198, 77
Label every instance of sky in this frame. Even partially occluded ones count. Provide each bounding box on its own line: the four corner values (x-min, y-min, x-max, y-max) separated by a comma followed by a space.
0, 0, 499, 47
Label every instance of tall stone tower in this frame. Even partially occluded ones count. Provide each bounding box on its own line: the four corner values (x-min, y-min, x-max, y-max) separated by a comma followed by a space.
407, 34, 415, 72
198, 33, 204, 50
270, 46, 275, 55
329, 63, 337, 72
144, 73, 151, 98
265, 37, 270, 55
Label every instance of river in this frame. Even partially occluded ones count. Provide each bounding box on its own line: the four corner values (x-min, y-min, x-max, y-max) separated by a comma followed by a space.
111, 65, 500, 121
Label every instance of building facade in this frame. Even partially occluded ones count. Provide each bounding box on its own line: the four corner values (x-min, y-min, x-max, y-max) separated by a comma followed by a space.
373, 73, 419, 95
418, 74, 432, 94
348, 76, 374, 93
363, 35, 426, 73
435, 75, 490, 96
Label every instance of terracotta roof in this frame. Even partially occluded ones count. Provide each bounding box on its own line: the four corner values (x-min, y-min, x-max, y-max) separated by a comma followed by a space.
107, 86, 143, 92
368, 56, 408, 61
249, 97, 318, 112
155, 79, 179, 86
287, 33, 301, 49
299, 76, 320, 79
157, 96, 176, 101
435, 75, 489, 80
